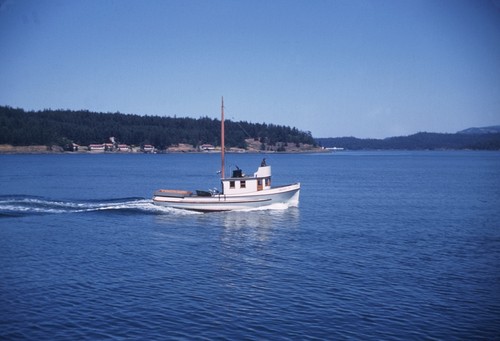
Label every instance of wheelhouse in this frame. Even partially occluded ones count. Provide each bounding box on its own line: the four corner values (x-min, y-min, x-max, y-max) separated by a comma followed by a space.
221, 165, 272, 195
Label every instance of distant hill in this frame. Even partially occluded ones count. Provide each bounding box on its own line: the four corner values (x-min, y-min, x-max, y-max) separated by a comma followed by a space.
0, 106, 315, 151
457, 125, 500, 134
317, 131, 500, 150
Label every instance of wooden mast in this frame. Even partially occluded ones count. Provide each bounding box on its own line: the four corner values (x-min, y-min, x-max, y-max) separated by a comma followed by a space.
221, 97, 225, 179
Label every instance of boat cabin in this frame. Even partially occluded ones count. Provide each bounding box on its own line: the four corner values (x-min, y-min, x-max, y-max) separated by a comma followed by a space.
221, 165, 272, 195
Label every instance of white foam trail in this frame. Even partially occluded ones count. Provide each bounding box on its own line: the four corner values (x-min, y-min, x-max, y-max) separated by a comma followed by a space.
0, 196, 295, 216
0, 197, 202, 216
0, 204, 69, 214
89, 199, 199, 215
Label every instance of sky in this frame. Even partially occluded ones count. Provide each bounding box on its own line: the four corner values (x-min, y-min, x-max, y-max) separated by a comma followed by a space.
1, 0, 499, 138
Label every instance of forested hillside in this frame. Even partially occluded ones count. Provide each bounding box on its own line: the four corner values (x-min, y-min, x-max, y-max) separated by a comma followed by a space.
317, 132, 500, 150
0, 106, 315, 149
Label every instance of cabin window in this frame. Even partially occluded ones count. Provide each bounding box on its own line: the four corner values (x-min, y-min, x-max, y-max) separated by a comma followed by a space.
230, 181, 235, 189
240, 180, 246, 188
265, 178, 271, 187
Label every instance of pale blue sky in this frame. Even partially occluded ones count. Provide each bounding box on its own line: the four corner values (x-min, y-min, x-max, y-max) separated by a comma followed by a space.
1, 0, 499, 138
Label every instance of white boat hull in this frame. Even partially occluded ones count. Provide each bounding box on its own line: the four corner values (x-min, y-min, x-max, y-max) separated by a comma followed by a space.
153, 183, 300, 212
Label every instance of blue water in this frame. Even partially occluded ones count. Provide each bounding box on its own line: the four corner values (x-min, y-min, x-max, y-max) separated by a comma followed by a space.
1, 151, 499, 340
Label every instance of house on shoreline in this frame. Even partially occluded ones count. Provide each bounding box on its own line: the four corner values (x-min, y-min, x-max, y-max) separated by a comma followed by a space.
89, 144, 105, 152
87, 142, 152, 153
199, 144, 215, 152
142, 144, 155, 153
117, 144, 130, 152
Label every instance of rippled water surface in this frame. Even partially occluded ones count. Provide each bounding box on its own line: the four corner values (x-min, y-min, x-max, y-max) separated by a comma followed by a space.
1, 152, 499, 340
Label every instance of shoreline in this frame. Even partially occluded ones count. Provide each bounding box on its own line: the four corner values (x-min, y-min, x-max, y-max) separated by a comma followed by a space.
0, 144, 329, 155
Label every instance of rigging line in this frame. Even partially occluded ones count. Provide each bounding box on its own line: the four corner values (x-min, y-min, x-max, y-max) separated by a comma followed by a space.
231, 116, 252, 139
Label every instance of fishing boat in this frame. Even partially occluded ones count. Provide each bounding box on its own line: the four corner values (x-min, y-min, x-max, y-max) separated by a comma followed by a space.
152, 98, 300, 212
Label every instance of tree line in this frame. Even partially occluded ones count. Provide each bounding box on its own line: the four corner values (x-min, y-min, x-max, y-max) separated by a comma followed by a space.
317, 132, 500, 150
0, 106, 316, 150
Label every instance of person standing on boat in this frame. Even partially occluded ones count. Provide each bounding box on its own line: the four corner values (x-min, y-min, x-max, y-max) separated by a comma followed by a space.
261, 158, 267, 167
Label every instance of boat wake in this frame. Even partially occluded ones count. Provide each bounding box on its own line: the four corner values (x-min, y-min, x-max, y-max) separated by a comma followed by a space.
0, 195, 296, 218
0, 195, 194, 217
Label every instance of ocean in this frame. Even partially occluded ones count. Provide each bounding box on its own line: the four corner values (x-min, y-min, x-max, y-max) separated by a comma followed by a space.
1, 151, 499, 340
